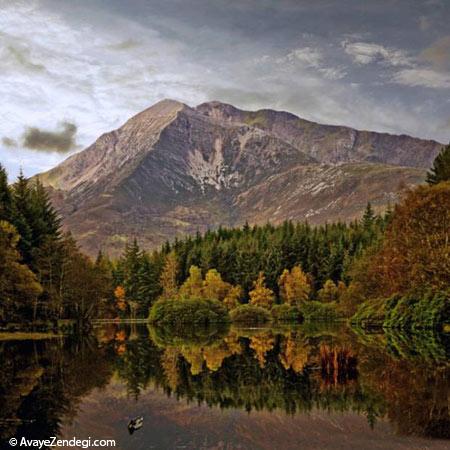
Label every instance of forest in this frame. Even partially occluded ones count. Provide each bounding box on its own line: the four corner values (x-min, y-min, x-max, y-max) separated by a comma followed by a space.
0, 144, 449, 330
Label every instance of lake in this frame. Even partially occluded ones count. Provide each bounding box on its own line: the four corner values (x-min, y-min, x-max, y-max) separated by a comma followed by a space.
0, 323, 449, 449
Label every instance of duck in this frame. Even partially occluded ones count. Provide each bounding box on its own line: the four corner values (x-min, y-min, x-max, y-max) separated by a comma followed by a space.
128, 416, 144, 434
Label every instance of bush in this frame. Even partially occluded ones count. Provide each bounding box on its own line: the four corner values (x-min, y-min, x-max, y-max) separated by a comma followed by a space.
271, 304, 303, 323
230, 304, 271, 324
300, 301, 341, 322
148, 297, 230, 326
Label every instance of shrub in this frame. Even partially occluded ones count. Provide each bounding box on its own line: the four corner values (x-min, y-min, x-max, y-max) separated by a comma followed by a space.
230, 304, 271, 325
271, 304, 303, 323
300, 301, 341, 322
148, 297, 230, 326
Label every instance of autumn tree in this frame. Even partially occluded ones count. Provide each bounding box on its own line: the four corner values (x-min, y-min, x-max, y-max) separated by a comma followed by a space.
426, 144, 450, 185
223, 285, 242, 310
278, 266, 311, 305
114, 285, 127, 313
0, 221, 42, 321
249, 272, 275, 309
159, 251, 179, 299
317, 279, 339, 303
353, 182, 450, 297
179, 265, 203, 299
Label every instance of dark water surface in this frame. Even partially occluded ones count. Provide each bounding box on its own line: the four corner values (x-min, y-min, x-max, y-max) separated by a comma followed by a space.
0, 323, 449, 449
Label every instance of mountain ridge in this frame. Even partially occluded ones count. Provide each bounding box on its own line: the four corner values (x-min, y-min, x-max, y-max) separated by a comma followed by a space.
37, 99, 442, 256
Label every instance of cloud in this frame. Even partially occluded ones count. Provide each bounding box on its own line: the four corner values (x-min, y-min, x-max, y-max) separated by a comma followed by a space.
279, 46, 346, 80
342, 41, 411, 67
391, 69, 450, 89
286, 47, 322, 67
22, 122, 78, 153
2, 137, 18, 148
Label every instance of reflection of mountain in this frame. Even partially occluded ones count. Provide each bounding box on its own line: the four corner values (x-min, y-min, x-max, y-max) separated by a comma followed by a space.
37, 99, 442, 256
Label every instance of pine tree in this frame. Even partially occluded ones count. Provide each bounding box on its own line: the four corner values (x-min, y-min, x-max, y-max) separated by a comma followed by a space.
11, 170, 34, 264
249, 272, 274, 309
426, 144, 450, 185
362, 202, 375, 229
0, 164, 13, 222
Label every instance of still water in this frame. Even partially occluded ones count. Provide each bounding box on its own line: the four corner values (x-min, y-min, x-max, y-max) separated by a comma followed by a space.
0, 323, 449, 450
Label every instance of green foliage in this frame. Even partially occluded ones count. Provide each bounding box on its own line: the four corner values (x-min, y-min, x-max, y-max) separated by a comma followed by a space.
149, 297, 230, 326
426, 143, 450, 185
0, 165, 115, 325
229, 304, 272, 324
271, 304, 303, 323
352, 291, 449, 330
384, 291, 449, 330
299, 301, 341, 322
351, 297, 387, 327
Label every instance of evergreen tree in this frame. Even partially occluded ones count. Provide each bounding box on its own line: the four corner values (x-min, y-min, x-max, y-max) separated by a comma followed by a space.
0, 164, 13, 222
426, 144, 450, 185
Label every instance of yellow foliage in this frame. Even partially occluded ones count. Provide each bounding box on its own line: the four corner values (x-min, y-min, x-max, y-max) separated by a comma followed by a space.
203, 269, 230, 301
159, 252, 179, 299
223, 285, 242, 310
317, 279, 339, 303
249, 272, 274, 309
278, 265, 311, 305
249, 331, 275, 367
279, 335, 310, 373
161, 348, 180, 390
179, 265, 203, 299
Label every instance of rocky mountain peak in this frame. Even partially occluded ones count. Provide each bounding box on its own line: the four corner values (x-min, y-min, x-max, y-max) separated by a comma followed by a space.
37, 99, 443, 256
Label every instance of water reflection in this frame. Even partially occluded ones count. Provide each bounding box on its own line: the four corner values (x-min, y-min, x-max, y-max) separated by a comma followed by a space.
0, 323, 449, 448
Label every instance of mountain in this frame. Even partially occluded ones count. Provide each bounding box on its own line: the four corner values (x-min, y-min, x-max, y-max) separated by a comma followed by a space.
38, 99, 442, 256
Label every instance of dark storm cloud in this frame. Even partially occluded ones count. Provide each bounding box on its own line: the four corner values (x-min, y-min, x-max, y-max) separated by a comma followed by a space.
22, 122, 78, 153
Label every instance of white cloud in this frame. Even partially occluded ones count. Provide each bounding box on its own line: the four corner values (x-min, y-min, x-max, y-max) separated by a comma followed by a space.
286, 47, 323, 67
392, 69, 450, 89
342, 41, 411, 67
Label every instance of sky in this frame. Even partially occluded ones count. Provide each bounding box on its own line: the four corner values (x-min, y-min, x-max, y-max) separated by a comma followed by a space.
1, 0, 450, 179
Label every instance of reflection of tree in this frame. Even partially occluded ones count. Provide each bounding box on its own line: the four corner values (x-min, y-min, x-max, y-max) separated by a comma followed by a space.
3, 324, 448, 442
249, 331, 275, 368
356, 327, 450, 439
161, 348, 180, 391
279, 334, 310, 373
0, 336, 113, 443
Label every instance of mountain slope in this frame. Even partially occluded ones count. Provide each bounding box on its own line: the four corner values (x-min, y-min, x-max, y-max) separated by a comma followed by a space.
38, 99, 442, 256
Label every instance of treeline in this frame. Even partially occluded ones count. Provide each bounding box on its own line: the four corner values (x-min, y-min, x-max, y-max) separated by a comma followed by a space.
114, 204, 389, 318
0, 165, 113, 326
